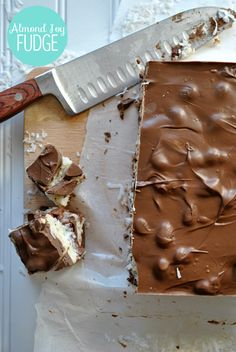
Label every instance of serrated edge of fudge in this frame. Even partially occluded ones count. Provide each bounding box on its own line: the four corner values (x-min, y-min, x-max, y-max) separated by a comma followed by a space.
125, 89, 144, 288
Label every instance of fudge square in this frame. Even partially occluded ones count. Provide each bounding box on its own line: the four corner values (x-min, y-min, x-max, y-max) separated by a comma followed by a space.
133, 61, 236, 295
9, 207, 85, 274
26, 144, 84, 207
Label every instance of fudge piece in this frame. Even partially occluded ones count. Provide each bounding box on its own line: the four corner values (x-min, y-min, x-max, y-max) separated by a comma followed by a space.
26, 144, 84, 206
9, 208, 85, 273
133, 61, 236, 295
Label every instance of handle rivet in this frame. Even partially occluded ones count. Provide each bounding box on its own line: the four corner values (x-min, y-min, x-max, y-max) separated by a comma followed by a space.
14, 93, 23, 101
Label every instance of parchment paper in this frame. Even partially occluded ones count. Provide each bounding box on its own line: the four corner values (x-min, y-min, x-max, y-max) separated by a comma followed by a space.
34, 5, 236, 352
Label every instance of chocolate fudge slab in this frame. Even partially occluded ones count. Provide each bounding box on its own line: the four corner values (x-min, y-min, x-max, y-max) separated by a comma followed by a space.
133, 61, 236, 295
27, 144, 84, 207
9, 208, 85, 274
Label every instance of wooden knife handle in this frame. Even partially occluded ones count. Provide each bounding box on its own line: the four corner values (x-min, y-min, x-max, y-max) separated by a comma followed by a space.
0, 79, 42, 123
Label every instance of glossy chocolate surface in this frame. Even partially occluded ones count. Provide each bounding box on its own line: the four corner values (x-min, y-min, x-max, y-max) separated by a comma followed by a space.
27, 144, 62, 187
133, 61, 236, 295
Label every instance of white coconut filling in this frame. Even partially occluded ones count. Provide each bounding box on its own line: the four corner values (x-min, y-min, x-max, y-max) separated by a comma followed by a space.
74, 217, 84, 246
49, 156, 72, 187
61, 211, 84, 246
45, 213, 82, 264
45, 156, 82, 206
46, 194, 70, 207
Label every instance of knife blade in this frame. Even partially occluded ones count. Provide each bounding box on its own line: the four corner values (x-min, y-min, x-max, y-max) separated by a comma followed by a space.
0, 7, 235, 123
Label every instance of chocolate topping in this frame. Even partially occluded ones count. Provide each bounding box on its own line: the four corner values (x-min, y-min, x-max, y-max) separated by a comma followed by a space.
65, 163, 83, 178
133, 61, 236, 295
104, 132, 111, 143
27, 144, 62, 186
47, 179, 78, 196
10, 218, 60, 273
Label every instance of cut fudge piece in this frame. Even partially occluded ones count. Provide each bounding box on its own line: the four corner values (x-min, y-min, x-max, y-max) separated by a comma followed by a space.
9, 208, 85, 274
26, 144, 84, 206
133, 61, 236, 295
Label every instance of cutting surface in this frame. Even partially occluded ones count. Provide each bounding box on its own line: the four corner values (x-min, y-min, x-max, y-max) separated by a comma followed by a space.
24, 83, 88, 211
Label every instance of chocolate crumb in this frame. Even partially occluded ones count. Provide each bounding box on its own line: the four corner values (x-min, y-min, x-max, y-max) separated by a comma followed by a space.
171, 44, 182, 59
104, 148, 108, 155
133, 155, 138, 163
176, 346, 180, 350
119, 247, 123, 252
139, 72, 144, 79
134, 99, 141, 109
39, 206, 48, 211
27, 213, 35, 221
213, 37, 220, 45
123, 234, 129, 240
112, 314, 118, 317
127, 269, 137, 286
104, 132, 111, 143
96, 176, 99, 180
117, 98, 135, 119
208, 320, 221, 325
118, 341, 127, 348
189, 23, 206, 41
216, 17, 226, 29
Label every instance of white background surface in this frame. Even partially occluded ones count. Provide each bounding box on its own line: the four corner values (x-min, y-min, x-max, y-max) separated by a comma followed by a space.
1, 1, 236, 352
0, 1, 119, 351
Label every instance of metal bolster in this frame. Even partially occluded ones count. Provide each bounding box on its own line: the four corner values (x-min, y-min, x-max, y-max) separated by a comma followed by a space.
35, 70, 76, 115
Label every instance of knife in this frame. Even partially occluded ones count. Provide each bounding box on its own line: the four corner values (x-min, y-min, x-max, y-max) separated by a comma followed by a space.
0, 7, 235, 123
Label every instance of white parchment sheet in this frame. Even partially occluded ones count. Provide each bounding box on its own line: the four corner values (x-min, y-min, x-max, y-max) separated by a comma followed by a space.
34, 7, 236, 352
